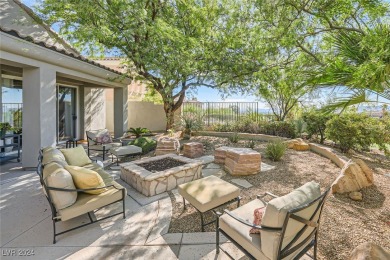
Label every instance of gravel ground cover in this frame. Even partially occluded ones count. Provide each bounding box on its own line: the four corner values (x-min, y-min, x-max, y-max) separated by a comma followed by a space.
168, 136, 390, 260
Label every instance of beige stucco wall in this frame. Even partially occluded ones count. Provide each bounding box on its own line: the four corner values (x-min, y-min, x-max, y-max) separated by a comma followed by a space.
84, 87, 106, 131
127, 101, 167, 131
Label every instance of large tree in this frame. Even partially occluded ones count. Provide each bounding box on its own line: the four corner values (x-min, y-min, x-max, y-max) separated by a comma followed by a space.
39, 0, 246, 130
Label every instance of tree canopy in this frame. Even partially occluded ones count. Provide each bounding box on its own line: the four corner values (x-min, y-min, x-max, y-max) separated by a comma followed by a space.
38, 0, 390, 127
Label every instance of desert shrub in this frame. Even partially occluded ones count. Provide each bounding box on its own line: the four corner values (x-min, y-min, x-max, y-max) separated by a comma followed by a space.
212, 123, 235, 132
325, 112, 382, 153
260, 121, 296, 138
302, 110, 333, 144
128, 127, 150, 138
245, 139, 256, 149
228, 132, 240, 143
129, 137, 157, 153
265, 140, 286, 161
294, 118, 306, 137
179, 113, 203, 139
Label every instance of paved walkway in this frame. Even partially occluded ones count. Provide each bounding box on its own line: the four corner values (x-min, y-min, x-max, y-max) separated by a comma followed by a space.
0, 158, 246, 259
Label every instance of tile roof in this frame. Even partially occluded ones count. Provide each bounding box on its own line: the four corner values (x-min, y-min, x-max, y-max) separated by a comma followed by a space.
1, 27, 124, 75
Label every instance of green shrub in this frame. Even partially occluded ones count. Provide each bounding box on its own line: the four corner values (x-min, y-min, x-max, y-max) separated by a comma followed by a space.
179, 113, 203, 139
128, 127, 150, 138
228, 132, 240, 143
325, 112, 381, 153
212, 123, 235, 132
265, 140, 286, 161
302, 110, 333, 144
260, 121, 296, 138
294, 118, 306, 137
129, 137, 157, 153
245, 139, 256, 149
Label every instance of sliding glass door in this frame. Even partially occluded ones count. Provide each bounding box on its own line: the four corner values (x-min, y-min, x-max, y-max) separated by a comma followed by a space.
57, 86, 77, 141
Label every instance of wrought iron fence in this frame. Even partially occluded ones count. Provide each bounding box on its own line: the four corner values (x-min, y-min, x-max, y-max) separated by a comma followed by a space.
1, 103, 23, 128
182, 101, 275, 126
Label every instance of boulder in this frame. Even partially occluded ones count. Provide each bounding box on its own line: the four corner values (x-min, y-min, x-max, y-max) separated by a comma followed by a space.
285, 138, 303, 149
349, 191, 363, 201
332, 160, 374, 194
349, 242, 390, 260
293, 142, 310, 151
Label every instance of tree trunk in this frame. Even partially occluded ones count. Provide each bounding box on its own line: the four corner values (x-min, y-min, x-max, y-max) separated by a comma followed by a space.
165, 108, 175, 131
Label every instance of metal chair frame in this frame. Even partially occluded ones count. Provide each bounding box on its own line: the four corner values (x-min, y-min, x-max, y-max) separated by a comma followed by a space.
37, 149, 126, 244
216, 189, 330, 260
86, 130, 122, 160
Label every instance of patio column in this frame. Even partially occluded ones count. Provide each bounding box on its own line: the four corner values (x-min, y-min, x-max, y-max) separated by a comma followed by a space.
113, 86, 128, 137
22, 66, 56, 168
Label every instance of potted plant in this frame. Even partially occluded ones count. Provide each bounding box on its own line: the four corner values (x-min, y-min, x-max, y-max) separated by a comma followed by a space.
0, 123, 14, 156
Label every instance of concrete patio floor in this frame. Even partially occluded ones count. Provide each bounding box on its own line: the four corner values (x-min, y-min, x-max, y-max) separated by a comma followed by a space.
0, 156, 247, 260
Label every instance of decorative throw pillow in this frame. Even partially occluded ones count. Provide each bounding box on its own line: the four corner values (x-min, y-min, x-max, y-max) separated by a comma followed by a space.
44, 164, 77, 209
250, 207, 265, 234
96, 130, 112, 144
60, 146, 92, 167
65, 165, 107, 195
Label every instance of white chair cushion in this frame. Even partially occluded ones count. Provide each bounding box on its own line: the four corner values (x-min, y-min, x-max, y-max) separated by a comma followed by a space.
261, 181, 321, 259
110, 145, 142, 156
219, 199, 269, 259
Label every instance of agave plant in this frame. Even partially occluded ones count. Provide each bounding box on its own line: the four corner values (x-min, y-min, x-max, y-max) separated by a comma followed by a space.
127, 127, 150, 138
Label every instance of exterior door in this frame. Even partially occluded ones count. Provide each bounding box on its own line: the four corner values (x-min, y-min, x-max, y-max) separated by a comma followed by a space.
57, 86, 77, 141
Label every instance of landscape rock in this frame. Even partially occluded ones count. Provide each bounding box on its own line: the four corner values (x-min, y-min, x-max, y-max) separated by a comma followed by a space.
293, 142, 310, 151
349, 191, 363, 201
155, 137, 180, 156
183, 142, 204, 158
349, 242, 390, 260
285, 138, 304, 149
332, 160, 374, 194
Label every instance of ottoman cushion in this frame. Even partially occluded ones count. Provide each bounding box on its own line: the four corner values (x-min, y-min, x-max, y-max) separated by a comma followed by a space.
110, 145, 142, 156
178, 175, 240, 212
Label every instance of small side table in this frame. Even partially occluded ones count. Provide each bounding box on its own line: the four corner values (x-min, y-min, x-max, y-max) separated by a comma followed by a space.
66, 138, 81, 148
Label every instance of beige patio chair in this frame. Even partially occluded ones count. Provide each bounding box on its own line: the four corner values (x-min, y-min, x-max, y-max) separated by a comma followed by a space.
86, 129, 121, 160
216, 181, 330, 260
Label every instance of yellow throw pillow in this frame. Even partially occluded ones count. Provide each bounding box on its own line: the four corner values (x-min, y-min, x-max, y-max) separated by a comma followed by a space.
60, 146, 92, 166
65, 165, 107, 195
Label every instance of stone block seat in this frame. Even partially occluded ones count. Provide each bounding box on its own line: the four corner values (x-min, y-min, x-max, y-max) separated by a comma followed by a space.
183, 142, 204, 158
120, 154, 202, 197
215, 147, 261, 175
155, 137, 180, 156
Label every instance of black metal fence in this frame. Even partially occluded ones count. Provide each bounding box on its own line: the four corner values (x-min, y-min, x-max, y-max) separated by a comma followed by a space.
1, 103, 23, 128
182, 101, 275, 126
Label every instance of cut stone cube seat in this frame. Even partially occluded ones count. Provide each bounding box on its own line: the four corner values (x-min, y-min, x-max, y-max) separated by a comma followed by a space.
155, 137, 180, 156
214, 146, 232, 164
183, 142, 204, 158
215, 147, 261, 176
225, 148, 261, 175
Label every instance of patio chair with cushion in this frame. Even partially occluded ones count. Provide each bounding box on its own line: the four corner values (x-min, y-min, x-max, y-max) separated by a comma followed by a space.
37, 146, 126, 243
216, 181, 330, 260
86, 129, 121, 160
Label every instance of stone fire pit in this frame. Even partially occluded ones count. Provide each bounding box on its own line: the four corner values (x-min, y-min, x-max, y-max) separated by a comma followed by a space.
120, 154, 202, 196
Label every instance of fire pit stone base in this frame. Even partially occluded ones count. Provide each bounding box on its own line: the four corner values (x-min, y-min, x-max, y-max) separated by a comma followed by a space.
120, 154, 203, 196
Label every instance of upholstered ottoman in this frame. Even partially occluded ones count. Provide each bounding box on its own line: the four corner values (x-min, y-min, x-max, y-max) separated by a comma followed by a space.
183, 142, 204, 158
178, 175, 241, 231
110, 145, 142, 165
